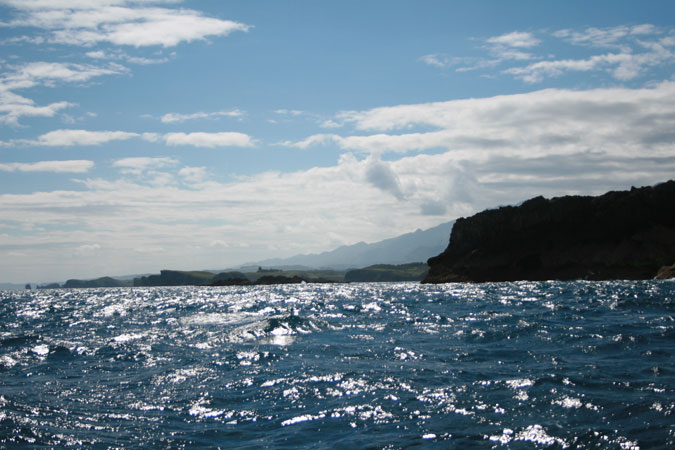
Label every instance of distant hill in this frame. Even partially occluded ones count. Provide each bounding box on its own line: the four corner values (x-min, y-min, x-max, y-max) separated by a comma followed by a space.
248, 221, 455, 270
0, 283, 28, 291
344, 263, 429, 282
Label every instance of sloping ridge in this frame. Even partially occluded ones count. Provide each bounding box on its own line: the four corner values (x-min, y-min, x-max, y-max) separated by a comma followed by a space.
249, 220, 455, 270
424, 181, 675, 283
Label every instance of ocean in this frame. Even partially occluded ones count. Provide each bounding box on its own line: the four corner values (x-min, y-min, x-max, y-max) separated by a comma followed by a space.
1, 281, 673, 449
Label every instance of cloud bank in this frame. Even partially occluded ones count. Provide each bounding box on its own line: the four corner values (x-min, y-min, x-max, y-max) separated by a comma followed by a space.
2, 82, 673, 281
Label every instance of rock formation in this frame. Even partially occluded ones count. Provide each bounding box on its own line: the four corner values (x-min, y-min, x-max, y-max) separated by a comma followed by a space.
423, 181, 675, 283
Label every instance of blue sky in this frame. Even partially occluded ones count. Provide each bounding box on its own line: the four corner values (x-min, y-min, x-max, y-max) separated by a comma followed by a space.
1, 0, 674, 283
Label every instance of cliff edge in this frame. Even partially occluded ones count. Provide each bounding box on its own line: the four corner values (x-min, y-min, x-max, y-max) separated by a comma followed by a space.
423, 181, 675, 283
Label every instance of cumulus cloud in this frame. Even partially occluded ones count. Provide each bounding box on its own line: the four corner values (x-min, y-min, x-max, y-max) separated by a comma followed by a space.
364, 157, 405, 200
0, 160, 94, 173
0, 0, 251, 48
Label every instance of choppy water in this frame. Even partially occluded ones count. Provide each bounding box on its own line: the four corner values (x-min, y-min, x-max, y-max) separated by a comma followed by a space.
1, 281, 673, 449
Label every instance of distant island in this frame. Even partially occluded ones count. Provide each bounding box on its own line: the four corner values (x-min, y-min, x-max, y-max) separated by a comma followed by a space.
33, 263, 430, 289
20, 181, 675, 289
424, 180, 675, 283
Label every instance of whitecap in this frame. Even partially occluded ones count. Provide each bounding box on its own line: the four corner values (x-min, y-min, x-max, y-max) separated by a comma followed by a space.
514, 424, 568, 448
505, 378, 534, 389
32, 344, 49, 356
281, 412, 325, 426
553, 396, 583, 409
362, 302, 382, 312
113, 333, 144, 343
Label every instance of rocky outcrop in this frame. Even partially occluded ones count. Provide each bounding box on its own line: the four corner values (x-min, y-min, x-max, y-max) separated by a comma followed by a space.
655, 263, 675, 280
423, 181, 675, 283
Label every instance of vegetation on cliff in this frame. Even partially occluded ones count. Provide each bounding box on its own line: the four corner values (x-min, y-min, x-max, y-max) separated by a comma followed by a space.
344, 263, 428, 282
424, 181, 675, 283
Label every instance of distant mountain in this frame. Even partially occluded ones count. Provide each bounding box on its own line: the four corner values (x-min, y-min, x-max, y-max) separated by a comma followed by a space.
248, 221, 455, 270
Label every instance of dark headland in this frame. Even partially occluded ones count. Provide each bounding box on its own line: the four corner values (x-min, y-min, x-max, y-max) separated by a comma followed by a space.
423, 180, 675, 283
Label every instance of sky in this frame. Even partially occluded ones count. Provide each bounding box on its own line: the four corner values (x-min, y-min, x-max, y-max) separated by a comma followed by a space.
1, 0, 674, 283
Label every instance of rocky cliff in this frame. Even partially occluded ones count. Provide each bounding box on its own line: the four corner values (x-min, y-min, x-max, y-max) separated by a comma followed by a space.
423, 181, 675, 283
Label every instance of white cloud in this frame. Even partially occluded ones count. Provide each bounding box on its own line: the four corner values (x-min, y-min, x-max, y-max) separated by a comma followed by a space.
1, 1, 251, 48
0, 160, 94, 173
0, 61, 124, 126
292, 82, 675, 160
281, 133, 335, 149
505, 49, 674, 83
179, 166, 208, 184
0, 61, 125, 125
86, 49, 170, 65
554, 25, 660, 49
364, 156, 404, 200
28, 129, 138, 146
320, 119, 342, 129
274, 109, 304, 116
113, 156, 178, 174
163, 131, 253, 148
487, 31, 540, 48
7, 129, 256, 148
160, 110, 243, 123
2, 61, 127, 90
2, 132, 672, 282
0, 91, 73, 126
423, 24, 674, 83
419, 54, 449, 68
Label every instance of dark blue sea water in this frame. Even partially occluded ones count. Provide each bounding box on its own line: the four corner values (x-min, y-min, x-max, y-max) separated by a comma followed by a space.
1, 281, 673, 449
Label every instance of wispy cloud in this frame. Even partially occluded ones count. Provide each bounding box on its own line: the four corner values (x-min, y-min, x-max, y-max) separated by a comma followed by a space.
0, 0, 251, 48
0, 1, 249, 128
274, 109, 304, 116
9, 129, 256, 148
553, 25, 661, 49
85, 49, 171, 65
0, 61, 124, 125
163, 131, 254, 148
27, 129, 139, 146
160, 110, 244, 123
0, 160, 94, 173
2, 61, 127, 90
422, 24, 675, 83
0, 91, 73, 126
505, 48, 674, 83
486, 31, 540, 48
113, 156, 178, 174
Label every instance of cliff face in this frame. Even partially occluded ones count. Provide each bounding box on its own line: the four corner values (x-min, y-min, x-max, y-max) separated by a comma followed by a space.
423, 181, 675, 283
